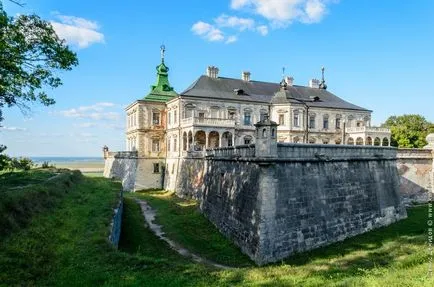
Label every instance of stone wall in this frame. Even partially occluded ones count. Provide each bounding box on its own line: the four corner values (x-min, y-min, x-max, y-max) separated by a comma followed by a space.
198, 144, 407, 265
397, 148, 433, 204
108, 191, 123, 248
104, 151, 138, 191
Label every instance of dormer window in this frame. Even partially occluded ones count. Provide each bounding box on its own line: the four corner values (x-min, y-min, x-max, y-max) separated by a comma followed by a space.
234, 89, 245, 95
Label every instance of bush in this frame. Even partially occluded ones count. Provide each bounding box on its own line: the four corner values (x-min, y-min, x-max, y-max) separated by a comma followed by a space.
42, 161, 51, 168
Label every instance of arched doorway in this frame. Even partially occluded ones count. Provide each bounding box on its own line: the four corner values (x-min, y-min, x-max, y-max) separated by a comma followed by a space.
194, 130, 206, 150
374, 137, 381, 146
366, 137, 372, 145
382, 137, 389, 146
356, 137, 364, 145
347, 137, 354, 145
222, 131, 233, 147
208, 131, 219, 148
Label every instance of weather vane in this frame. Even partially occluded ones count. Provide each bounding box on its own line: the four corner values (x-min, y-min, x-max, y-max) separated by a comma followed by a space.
160, 44, 166, 62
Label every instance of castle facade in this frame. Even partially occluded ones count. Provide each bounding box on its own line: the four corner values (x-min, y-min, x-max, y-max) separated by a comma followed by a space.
106, 47, 391, 191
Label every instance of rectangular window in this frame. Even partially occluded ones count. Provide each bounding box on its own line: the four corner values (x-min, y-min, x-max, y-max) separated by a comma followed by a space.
168, 112, 172, 125
152, 112, 160, 125
153, 163, 160, 173
171, 164, 175, 174
152, 139, 160, 152
309, 116, 315, 129
167, 139, 171, 152
174, 111, 177, 123
294, 113, 299, 127
174, 138, 177, 152
198, 112, 205, 119
244, 112, 251, 125
323, 118, 329, 129
260, 113, 267, 121
278, 114, 285, 125
336, 118, 341, 129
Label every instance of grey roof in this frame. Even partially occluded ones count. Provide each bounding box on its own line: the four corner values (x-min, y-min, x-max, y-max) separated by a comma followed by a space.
181, 75, 370, 112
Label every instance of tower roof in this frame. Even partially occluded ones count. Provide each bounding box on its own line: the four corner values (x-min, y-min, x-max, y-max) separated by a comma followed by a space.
144, 45, 177, 102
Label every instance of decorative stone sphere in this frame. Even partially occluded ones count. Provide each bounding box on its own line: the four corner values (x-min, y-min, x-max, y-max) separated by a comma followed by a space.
424, 133, 434, 149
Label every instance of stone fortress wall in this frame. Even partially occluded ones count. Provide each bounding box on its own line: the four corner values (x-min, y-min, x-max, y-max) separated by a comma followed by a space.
397, 148, 433, 205
176, 143, 407, 264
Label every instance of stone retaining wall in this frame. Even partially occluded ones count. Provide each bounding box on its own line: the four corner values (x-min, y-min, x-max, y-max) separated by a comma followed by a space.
195, 144, 407, 265
108, 190, 123, 248
397, 148, 433, 204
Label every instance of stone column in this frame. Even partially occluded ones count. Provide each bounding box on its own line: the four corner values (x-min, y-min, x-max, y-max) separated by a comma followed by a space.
205, 132, 209, 148
219, 133, 223, 148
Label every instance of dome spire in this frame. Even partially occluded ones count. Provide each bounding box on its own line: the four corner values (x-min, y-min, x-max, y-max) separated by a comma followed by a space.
143, 45, 177, 102
160, 44, 165, 63
319, 66, 327, 90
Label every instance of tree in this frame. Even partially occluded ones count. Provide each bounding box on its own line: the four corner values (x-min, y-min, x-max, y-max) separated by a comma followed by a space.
0, 1, 78, 122
381, 114, 434, 148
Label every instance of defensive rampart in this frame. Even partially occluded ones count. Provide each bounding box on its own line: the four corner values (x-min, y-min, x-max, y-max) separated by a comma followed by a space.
178, 144, 407, 265
397, 148, 433, 204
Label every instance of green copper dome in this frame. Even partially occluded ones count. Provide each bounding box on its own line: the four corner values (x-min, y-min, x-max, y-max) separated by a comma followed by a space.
144, 45, 177, 102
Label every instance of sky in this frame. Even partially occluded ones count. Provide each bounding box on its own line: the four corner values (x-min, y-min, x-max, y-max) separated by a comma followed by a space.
1, 0, 433, 157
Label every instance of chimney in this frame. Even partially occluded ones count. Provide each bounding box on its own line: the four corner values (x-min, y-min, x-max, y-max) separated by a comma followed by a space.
242, 71, 251, 81
285, 76, 294, 86
206, 66, 219, 79
309, 79, 320, 89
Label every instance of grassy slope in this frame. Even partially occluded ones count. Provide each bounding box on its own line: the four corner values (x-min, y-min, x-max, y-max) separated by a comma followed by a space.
129, 191, 434, 286
0, 169, 82, 238
0, 171, 432, 286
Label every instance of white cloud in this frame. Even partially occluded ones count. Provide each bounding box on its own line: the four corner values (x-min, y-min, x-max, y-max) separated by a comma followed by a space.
0, 126, 27, 131
50, 13, 105, 48
74, 122, 98, 128
225, 35, 238, 44
58, 102, 120, 121
191, 21, 224, 42
230, 0, 335, 26
215, 14, 255, 31
256, 25, 268, 35
231, 0, 251, 9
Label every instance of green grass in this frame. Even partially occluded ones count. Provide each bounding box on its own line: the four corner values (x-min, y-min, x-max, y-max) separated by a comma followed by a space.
0, 172, 432, 286
0, 168, 58, 192
130, 191, 253, 267
0, 169, 82, 238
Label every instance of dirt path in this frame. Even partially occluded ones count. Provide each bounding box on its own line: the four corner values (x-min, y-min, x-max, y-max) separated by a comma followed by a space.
135, 199, 232, 269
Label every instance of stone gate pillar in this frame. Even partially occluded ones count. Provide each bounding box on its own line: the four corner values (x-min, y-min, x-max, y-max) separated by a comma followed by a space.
254, 116, 279, 158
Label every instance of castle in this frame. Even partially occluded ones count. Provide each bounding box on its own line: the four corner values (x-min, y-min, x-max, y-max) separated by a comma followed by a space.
103, 47, 434, 264
104, 46, 391, 191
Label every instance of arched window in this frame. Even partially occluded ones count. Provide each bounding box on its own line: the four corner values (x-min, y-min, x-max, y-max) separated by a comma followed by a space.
366, 137, 373, 145
374, 137, 381, 146
293, 136, 300, 143
309, 137, 317, 144
356, 137, 364, 145
347, 137, 354, 145
335, 138, 342, 145
262, 128, 267, 137
271, 128, 275, 138
244, 135, 253, 145
382, 137, 389, 146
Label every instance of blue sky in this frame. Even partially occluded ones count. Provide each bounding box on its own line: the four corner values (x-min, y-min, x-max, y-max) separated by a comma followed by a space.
1, 0, 433, 156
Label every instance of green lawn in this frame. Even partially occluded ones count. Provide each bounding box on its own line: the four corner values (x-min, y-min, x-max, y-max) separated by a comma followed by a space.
0, 171, 432, 286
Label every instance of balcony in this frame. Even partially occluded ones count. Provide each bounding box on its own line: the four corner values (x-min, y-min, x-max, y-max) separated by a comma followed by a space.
181, 117, 236, 128
345, 127, 390, 133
